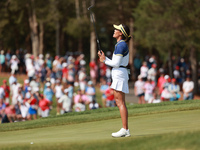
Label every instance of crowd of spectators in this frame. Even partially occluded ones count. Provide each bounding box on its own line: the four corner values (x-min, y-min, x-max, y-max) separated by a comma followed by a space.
134, 55, 195, 104
0, 49, 196, 123
0, 49, 114, 123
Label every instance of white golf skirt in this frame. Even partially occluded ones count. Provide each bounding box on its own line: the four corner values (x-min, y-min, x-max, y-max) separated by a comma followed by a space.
110, 68, 129, 94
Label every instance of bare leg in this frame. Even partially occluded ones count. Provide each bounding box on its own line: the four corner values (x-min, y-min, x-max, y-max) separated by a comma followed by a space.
114, 90, 128, 129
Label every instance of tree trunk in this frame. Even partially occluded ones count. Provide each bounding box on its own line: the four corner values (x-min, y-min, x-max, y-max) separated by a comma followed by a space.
82, 0, 87, 18
75, 0, 83, 52
129, 18, 136, 81
90, 0, 96, 61
56, 20, 60, 55
39, 22, 44, 54
190, 47, 198, 94
27, 0, 39, 57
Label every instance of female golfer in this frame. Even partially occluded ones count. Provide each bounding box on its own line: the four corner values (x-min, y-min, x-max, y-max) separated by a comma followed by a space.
98, 24, 131, 137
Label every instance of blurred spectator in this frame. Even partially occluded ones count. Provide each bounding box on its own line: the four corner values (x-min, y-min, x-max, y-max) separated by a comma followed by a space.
168, 78, 181, 101
27, 95, 38, 120
3, 104, 16, 123
105, 87, 115, 107
43, 82, 54, 105
140, 61, 148, 81
62, 62, 68, 83
11, 80, 20, 105
173, 66, 181, 84
0, 98, 6, 121
45, 53, 52, 70
89, 99, 100, 110
5, 50, 11, 72
30, 76, 40, 93
85, 81, 96, 103
38, 95, 50, 117
73, 96, 86, 112
10, 55, 20, 74
54, 79, 64, 115
148, 64, 157, 83
100, 77, 109, 107
78, 67, 87, 94
1, 80, 10, 103
0, 87, 5, 103
9, 72, 17, 86
157, 72, 166, 94
133, 54, 142, 80
144, 77, 155, 103
89, 59, 98, 85
67, 64, 75, 86
182, 76, 194, 100
58, 88, 72, 114
0, 50, 5, 73
134, 75, 145, 104
74, 89, 89, 105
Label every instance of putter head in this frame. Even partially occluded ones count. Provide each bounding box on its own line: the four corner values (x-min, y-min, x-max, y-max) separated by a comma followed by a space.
88, 5, 93, 10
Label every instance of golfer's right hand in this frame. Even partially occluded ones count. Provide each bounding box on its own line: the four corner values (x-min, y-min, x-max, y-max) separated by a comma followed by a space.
98, 50, 106, 63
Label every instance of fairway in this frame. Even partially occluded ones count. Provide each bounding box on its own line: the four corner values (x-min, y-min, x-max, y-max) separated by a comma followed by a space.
0, 109, 200, 150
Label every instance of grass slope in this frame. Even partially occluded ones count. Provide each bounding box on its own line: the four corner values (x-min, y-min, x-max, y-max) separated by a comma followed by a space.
0, 100, 200, 150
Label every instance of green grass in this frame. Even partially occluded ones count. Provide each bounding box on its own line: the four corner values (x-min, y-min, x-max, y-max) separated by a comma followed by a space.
0, 100, 200, 150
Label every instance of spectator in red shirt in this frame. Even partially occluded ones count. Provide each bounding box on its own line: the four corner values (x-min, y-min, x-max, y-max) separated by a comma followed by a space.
39, 95, 50, 118
105, 87, 115, 107
27, 96, 38, 120
1, 80, 10, 103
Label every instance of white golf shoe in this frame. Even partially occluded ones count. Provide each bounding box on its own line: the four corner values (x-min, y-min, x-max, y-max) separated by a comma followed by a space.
112, 128, 131, 138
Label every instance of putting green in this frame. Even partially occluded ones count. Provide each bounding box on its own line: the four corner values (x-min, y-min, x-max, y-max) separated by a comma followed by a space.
0, 109, 200, 149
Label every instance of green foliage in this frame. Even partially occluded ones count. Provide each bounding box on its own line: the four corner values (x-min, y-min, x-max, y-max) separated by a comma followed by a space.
134, 0, 200, 60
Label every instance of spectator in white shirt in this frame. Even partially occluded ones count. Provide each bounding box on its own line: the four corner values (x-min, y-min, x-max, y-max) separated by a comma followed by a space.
134, 75, 145, 104
140, 61, 148, 81
182, 76, 194, 100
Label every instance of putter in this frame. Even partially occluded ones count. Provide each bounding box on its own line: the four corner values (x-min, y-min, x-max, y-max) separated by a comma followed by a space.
88, 5, 101, 53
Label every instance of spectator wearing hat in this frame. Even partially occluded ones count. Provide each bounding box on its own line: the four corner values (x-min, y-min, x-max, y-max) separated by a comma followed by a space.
85, 81, 96, 103
43, 82, 54, 104
58, 88, 72, 114
1, 80, 10, 103
168, 78, 181, 101
173, 66, 181, 84
10, 55, 20, 74
78, 67, 87, 94
62, 62, 68, 83
182, 76, 194, 100
0, 50, 5, 73
134, 75, 145, 104
54, 79, 64, 115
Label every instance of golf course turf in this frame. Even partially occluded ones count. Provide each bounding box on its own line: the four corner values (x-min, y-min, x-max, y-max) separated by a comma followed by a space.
0, 100, 200, 150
